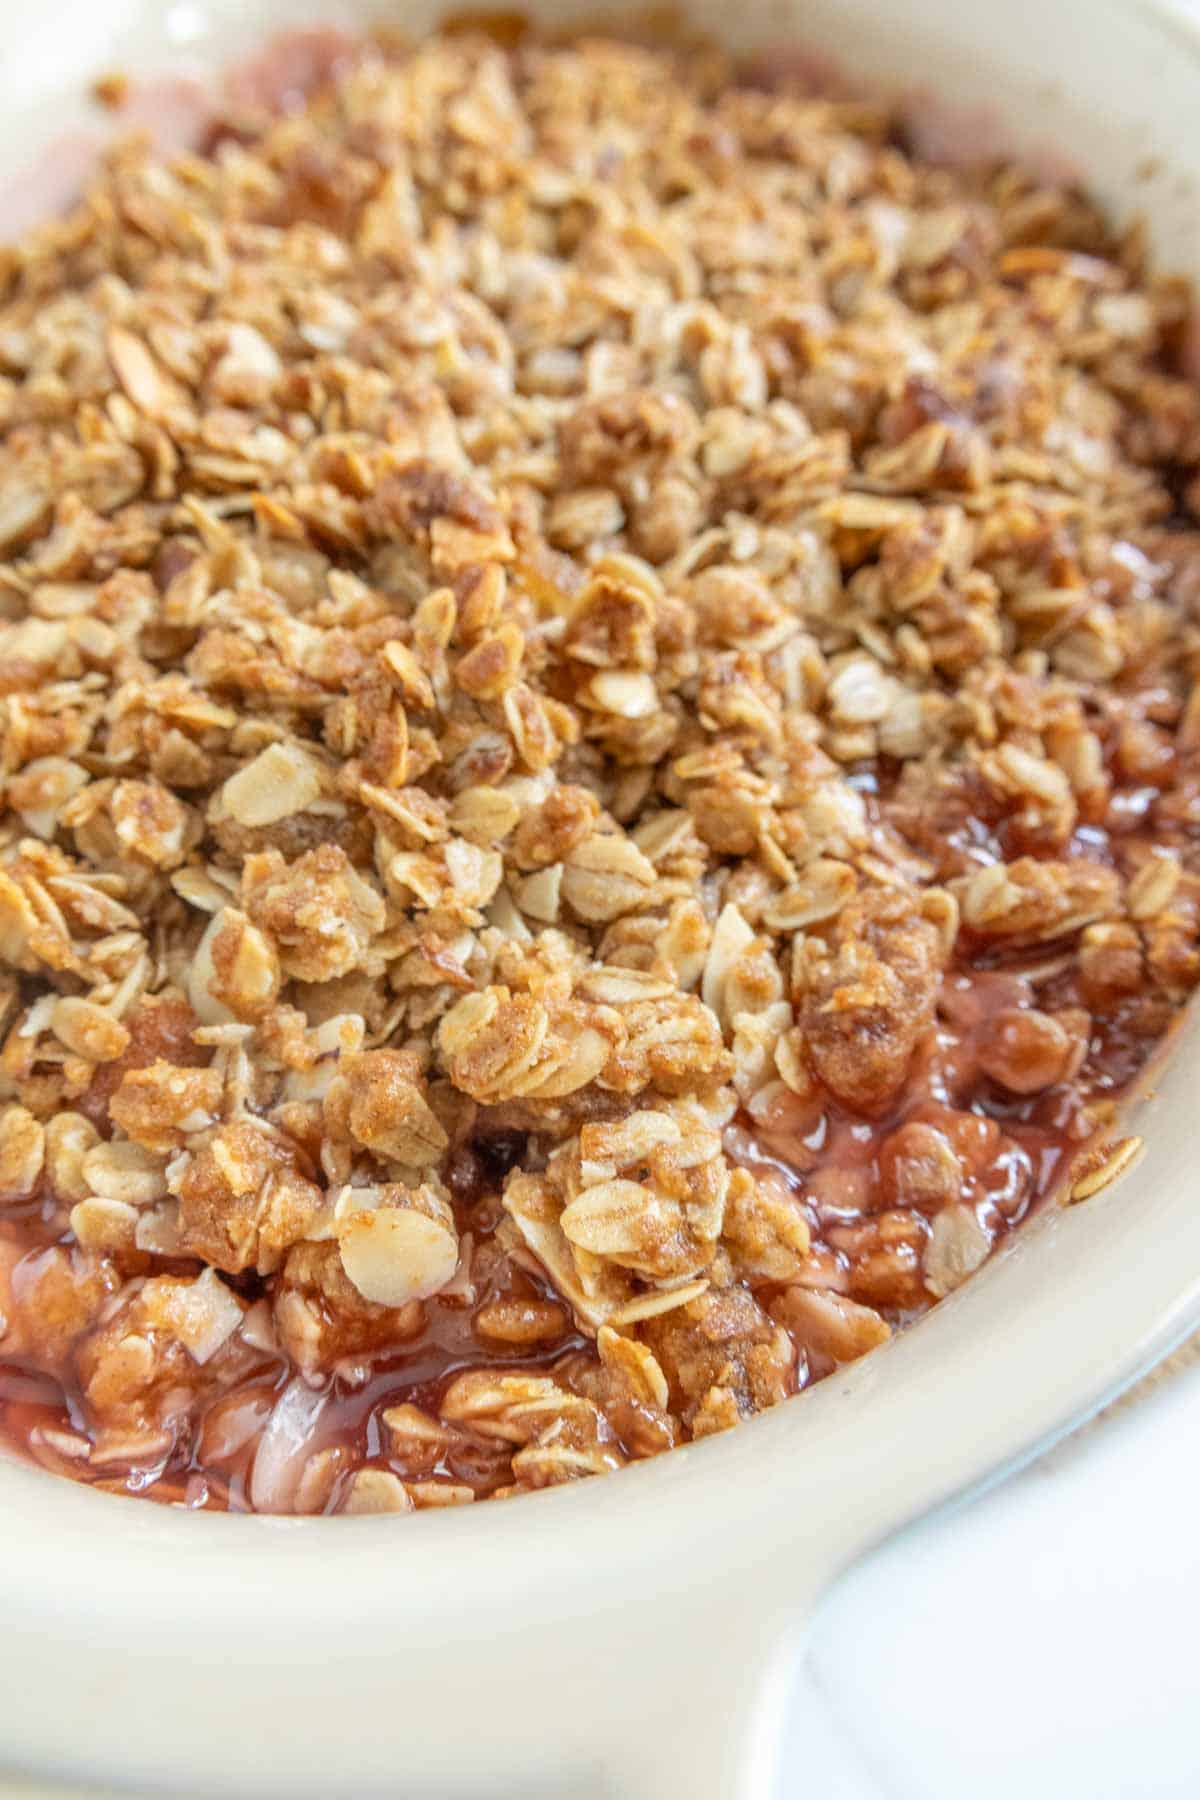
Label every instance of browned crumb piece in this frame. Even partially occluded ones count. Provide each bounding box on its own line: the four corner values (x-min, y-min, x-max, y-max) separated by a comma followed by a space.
91, 70, 130, 110
174, 1119, 323, 1275
796, 891, 945, 1112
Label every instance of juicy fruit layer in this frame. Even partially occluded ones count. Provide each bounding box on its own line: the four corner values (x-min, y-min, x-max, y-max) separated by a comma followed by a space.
0, 31, 1198, 1513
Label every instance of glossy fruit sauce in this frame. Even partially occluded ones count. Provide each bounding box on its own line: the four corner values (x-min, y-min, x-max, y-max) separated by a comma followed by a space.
0, 768, 1180, 1511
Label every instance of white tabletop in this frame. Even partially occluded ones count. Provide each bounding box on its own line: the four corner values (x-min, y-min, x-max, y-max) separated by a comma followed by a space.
776, 1357, 1200, 1799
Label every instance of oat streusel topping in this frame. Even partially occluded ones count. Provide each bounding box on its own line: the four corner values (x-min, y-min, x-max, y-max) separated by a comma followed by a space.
2, 30, 1200, 1512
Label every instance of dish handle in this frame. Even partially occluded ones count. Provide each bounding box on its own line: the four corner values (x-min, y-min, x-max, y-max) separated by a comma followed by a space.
571, 1572, 830, 1800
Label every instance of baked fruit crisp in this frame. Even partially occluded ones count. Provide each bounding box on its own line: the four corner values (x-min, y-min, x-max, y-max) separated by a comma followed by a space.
1, 29, 1198, 1514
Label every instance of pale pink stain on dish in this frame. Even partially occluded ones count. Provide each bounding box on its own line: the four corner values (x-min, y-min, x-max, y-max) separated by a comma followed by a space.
900, 87, 1081, 185
900, 92, 1013, 167
740, 44, 853, 99
121, 76, 215, 152
743, 41, 1080, 184
0, 30, 361, 243
223, 25, 360, 114
0, 133, 106, 240
0, 80, 217, 241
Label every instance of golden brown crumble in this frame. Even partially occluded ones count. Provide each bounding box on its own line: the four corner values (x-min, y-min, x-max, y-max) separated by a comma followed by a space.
2, 29, 1200, 1512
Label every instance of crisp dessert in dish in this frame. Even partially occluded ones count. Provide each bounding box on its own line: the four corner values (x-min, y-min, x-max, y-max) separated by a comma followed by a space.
0, 29, 1198, 1515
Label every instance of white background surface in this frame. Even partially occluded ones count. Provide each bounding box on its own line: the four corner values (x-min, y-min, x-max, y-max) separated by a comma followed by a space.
775, 1357, 1200, 1798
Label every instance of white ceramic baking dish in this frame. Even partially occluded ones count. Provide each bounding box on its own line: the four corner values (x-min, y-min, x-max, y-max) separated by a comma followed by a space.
2, 2, 1200, 1795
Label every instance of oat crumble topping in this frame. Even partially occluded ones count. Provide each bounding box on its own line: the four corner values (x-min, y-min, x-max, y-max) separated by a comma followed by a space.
1, 29, 1199, 1513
